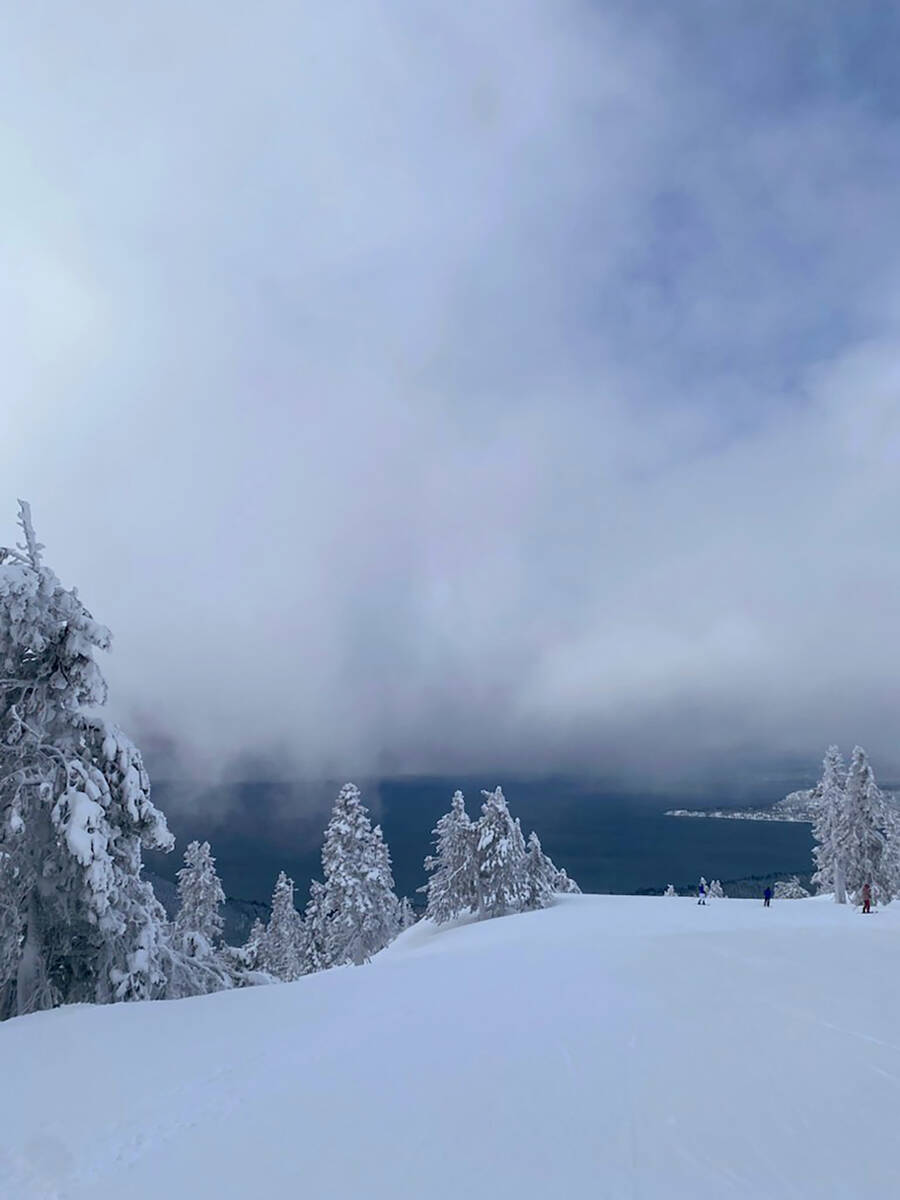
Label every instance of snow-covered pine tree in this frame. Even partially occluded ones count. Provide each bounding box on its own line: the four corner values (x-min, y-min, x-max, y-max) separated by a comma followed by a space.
523, 831, 557, 911
476, 788, 528, 918
174, 840, 226, 952
398, 897, 417, 930
811, 745, 848, 902
774, 876, 810, 899
842, 747, 894, 908
881, 804, 900, 905
0, 502, 173, 1018
708, 879, 725, 899
299, 878, 330, 974
260, 872, 303, 981
553, 867, 581, 895
213, 916, 276, 988
322, 784, 401, 966
240, 917, 267, 972
422, 790, 480, 923
370, 822, 402, 944
664, 884, 677, 897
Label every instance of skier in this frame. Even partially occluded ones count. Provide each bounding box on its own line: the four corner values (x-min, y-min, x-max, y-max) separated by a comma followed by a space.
862, 882, 872, 914
763, 886, 772, 908
697, 879, 707, 906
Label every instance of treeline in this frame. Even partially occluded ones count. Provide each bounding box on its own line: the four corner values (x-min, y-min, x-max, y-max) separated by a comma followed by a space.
0, 504, 579, 1018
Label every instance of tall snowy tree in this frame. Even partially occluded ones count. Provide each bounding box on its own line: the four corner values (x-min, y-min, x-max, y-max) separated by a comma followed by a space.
841, 747, 895, 907
322, 784, 401, 966
260, 872, 303, 981
299, 878, 330, 974
422, 790, 480, 923
174, 841, 226, 952
476, 788, 528, 918
811, 746, 849, 902
0, 502, 173, 1017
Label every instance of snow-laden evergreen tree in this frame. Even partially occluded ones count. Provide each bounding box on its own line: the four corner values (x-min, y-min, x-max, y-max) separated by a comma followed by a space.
476, 788, 528, 918
0, 851, 23, 1002
774, 876, 810, 899
708, 879, 725, 899
322, 784, 401, 966
422, 790, 480, 923
811, 746, 849, 902
0, 502, 173, 1017
841, 747, 895, 907
523, 831, 558, 911
553, 867, 581, 895
240, 917, 267, 972
215, 917, 275, 988
299, 878, 330, 974
260, 872, 303, 981
398, 897, 418, 930
174, 841, 226, 951
664, 884, 677, 897
881, 804, 900, 905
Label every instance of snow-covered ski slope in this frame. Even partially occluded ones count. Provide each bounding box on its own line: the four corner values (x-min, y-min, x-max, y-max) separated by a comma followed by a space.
2, 895, 898, 1199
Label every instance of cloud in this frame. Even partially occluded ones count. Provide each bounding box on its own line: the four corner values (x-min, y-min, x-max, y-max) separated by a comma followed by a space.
4, 1, 900, 786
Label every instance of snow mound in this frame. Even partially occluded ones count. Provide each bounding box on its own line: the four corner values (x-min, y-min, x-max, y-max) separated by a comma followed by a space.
1, 894, 897, 1199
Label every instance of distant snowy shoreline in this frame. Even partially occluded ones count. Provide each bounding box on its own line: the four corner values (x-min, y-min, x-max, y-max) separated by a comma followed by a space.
665, 788, 816, 823
665, 808, 812, 823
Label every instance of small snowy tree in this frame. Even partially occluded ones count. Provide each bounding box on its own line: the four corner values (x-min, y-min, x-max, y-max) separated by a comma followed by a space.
811, 745, 848, 902
774, 876, 810, 899
398, 897, 418, 930
476, 788, 528, 918
422, 790, 480, 923
240, 917, 267, 972
664, 884, 677, 897
0, 502, 173, 1017
174, 841, 226, 951
708, 879, 725, 899
523, 832, 558, 911
260, 872, 303, 981
215, 917, 275, 988
322, 784, 401, 966
553, 867, 581, 895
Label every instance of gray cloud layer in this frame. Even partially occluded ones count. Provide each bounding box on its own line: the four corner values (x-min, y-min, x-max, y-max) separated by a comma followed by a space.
5, 2, 900, 783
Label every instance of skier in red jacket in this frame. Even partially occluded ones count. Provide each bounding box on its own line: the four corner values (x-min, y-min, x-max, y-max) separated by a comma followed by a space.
862, 882, 872, 914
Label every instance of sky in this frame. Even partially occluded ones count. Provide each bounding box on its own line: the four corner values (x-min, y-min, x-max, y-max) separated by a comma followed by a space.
4, 1, 900, 792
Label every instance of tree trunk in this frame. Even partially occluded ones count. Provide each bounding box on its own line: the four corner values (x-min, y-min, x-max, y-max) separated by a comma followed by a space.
834, 859, 846, 905
16, 889, 47, 1015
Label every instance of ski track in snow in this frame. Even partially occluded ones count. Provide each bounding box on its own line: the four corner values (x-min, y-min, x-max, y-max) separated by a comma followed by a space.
2, 894, 899, 1200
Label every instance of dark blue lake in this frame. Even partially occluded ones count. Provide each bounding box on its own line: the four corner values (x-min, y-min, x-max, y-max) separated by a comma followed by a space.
150, 775, 815, 907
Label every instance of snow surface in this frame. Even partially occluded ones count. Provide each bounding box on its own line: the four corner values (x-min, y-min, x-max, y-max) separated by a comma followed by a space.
2, 894, 899, 1199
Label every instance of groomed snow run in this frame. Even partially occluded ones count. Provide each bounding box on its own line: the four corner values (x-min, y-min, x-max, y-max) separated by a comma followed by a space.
2, 894, 898, 1199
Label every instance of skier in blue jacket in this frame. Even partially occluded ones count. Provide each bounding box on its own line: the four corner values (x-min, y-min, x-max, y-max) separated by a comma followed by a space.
697, 880, 707, 905
763, 886, 772, 908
